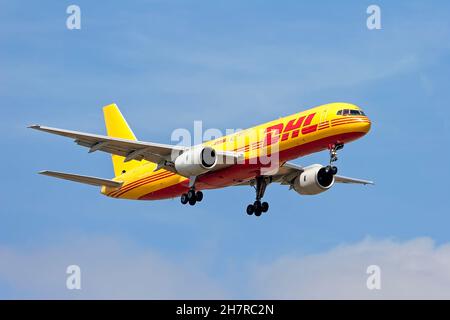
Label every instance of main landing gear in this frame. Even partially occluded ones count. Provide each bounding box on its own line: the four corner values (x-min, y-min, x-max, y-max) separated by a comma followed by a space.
181, 188, 203, 206
246, 176, 270, 217
325, 143, 344, 175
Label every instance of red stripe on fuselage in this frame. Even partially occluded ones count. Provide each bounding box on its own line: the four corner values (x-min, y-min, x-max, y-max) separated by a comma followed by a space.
115, 173, 175, 197
113, 173, 176, 198
108, 171, 172, 197
332, 120, 370, 127
109, 172, 175, 197
332, 116, 368, 124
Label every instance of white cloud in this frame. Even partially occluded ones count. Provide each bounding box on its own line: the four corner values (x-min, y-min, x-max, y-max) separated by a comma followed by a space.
251, 237, 450, 299
0, 237, 226, 299
2, 237, 450, 299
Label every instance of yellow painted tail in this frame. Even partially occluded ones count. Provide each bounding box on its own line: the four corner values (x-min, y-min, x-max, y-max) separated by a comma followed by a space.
103, 103, 144, 177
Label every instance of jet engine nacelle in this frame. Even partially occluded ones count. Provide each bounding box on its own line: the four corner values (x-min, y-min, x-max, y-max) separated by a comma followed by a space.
293, 164, 335, 195
174, 146, 218, 177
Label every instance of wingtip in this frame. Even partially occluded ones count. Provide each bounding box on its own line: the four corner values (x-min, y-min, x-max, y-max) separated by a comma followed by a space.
28, 124, 41, 129
38, 170, 49, 175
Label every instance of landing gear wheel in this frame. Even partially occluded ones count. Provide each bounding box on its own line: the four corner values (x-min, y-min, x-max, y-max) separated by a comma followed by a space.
187, 189, 196, 200
261, 202, 269, 213
195, 191, 203, 202
325, 165, 338, 175
181, 193, 189, 205
188, 197, 196, 206
253, 201, 262, 216
246, 204, 254, 215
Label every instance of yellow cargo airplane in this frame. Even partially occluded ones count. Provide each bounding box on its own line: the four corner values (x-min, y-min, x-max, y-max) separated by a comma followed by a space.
30, 102, 373, 217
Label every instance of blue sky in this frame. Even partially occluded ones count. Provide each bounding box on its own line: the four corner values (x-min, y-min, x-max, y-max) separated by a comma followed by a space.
1, 0, 450, 299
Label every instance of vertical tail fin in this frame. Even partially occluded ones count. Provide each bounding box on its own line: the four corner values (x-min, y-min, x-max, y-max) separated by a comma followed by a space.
103, 103, 143, 177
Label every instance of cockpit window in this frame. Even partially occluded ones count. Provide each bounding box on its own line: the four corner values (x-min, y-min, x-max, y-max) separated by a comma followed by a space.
336, 109, 367, 116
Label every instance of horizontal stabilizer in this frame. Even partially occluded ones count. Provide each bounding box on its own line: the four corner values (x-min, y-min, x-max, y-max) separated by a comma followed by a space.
39, 170, 123, 188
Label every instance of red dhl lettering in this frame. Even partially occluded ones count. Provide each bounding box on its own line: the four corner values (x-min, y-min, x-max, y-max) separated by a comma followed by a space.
281, 115, 305, 141
264, 112, 317, 146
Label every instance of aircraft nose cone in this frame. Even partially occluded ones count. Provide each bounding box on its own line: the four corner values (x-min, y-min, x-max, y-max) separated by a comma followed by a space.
361, 119, 371, 134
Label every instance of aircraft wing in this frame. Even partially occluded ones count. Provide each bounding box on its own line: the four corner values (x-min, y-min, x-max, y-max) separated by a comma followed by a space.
333, 175, 374, 185
273, 161, 374, 186
29, 125, 243, 173
237, 161, 374, 186
29, 125, 184, 164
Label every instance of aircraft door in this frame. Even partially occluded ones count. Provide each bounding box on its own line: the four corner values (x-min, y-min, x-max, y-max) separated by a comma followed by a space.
320, 108, 329, 124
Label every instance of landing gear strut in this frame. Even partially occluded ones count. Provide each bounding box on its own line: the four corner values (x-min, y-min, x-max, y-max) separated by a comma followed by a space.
326, 143, 344, 175
181, 188, 203, 206
246, 176, 270, 217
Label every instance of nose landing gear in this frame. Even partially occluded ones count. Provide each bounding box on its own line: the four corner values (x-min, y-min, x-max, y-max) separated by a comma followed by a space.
326, 143, 344, 175
246, 176, 270, 217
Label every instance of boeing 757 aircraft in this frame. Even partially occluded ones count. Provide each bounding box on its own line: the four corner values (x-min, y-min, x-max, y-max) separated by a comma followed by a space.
30, 102, 373, 217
